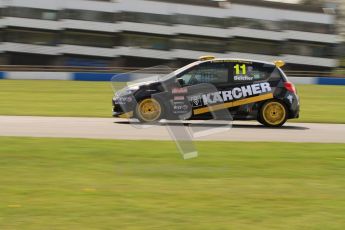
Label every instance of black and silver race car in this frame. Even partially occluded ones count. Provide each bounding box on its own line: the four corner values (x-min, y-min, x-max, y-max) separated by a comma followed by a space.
112, 56, 300, 127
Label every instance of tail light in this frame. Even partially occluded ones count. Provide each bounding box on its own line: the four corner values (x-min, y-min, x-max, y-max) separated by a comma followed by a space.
284, 82, 296, 94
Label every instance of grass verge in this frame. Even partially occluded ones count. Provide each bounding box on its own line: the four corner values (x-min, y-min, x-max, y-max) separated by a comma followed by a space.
0, 137, 344, 229
0, 80, 113, 117
296, 84, 345, 123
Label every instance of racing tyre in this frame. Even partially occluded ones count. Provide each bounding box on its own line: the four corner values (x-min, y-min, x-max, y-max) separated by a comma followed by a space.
258, 100, 288, 127
135, 98, 164, 123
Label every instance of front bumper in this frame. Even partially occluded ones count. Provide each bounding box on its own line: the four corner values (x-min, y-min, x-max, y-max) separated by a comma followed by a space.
112, 100, 134, 118
113, 110, 134, 118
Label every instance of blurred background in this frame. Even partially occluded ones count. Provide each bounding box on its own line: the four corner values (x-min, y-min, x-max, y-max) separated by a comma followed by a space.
0, 0, 344, 76
1, 1, 345, 229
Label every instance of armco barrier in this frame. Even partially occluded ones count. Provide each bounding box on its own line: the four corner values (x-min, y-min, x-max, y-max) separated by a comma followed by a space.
0, 71, 345, 86
317, 77, 345, 86
73, 73, 117, 82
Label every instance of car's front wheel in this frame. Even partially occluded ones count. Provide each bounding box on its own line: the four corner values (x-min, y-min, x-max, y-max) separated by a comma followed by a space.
135, 98, 163, 123
258, 100, 288, 127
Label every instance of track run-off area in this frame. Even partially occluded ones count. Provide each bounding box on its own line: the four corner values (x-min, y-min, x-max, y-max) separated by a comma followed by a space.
0, 116, 344, 143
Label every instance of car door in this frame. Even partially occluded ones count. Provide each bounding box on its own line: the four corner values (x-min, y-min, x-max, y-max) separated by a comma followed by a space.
176, 61, 231, 105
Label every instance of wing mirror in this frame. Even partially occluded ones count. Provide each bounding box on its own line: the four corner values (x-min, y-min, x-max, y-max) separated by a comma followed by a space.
176, 78, 185, 86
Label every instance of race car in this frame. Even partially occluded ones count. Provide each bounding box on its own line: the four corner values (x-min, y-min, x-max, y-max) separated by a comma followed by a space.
112, 56, 300, 127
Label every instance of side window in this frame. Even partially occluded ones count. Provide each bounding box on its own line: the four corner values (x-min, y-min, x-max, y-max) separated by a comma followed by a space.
178, 63, 229, 86
232, 62, 282, 84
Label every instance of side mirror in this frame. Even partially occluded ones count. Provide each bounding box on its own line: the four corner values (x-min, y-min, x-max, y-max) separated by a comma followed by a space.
176, 78, 185, 86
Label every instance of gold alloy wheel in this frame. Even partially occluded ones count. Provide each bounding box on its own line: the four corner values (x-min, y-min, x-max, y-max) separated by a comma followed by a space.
137, 98, 162, 122
262, 101, 286, 126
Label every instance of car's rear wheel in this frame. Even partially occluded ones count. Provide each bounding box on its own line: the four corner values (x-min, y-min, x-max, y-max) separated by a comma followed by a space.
258, 100, 287, 127
135, 98, 163, 123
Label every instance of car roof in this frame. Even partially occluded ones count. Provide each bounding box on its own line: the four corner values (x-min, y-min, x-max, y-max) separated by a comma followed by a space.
201, 58, 276, 66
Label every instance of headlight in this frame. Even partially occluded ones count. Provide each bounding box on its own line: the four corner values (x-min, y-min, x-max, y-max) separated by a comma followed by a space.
128, 85, 139, 91
115, 87, 138, 97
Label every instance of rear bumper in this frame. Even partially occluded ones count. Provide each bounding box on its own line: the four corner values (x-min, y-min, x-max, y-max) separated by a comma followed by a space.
289, 108, 299, 119
281, 92, 300, 119
287, 98, 300, 119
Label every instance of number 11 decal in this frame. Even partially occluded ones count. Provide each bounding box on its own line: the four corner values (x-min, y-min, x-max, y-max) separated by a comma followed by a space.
234, 64, 247, 75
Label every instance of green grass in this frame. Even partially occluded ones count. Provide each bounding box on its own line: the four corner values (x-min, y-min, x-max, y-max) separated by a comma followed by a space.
0, 80, 345, 123
0, 137, 344, 229
0, 80, 114, 117
296, 84, 345, 123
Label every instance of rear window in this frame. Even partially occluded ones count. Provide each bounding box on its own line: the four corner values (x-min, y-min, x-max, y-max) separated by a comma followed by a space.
232, 62, 282, 84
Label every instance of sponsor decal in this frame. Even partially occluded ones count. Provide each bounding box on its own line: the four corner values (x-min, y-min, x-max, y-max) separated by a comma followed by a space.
173, 104, 189, 111
115, 96, 133, 104
194, 93, 274, 115
172, 101, 190, 114
174, 96, 185, 101
189, 82, 273, 115
201, 82, 271, 106
212, 60, 252, 64
190, 95, 202, 107
172, 87, 188, 94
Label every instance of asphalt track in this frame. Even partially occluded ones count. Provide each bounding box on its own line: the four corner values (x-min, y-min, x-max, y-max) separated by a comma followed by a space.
0, 116, 345, 143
